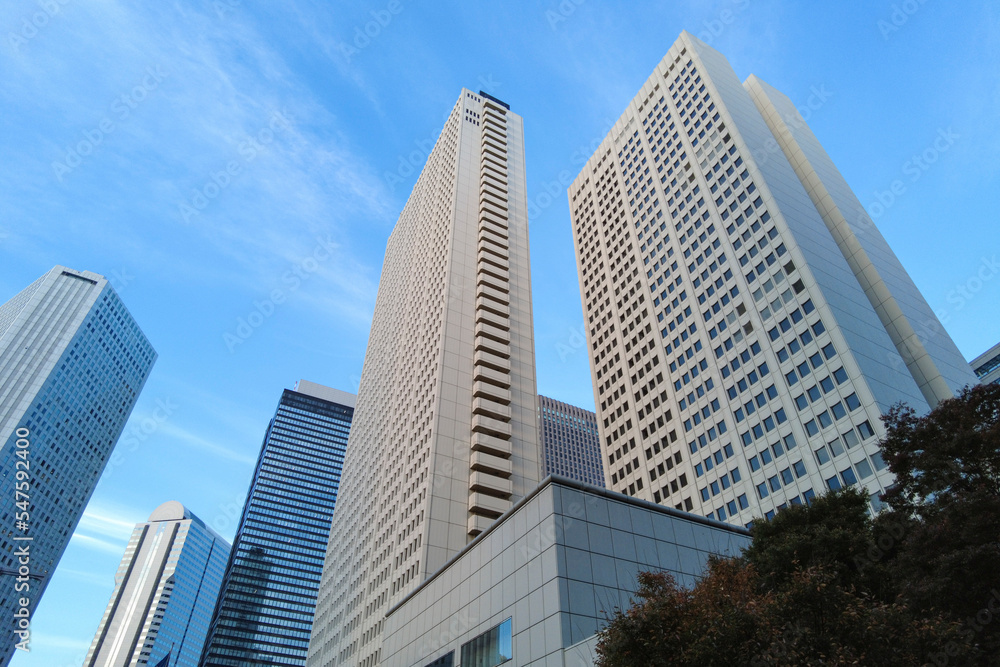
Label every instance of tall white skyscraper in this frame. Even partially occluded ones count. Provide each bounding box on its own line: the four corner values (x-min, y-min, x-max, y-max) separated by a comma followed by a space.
84, 501, 230, 667
307, 90, 541, 667
0, 266, 156, 664
568, 32, 977, 526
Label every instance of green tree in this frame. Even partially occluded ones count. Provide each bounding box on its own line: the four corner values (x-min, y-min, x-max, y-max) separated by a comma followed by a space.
596, 385, 1000, 665
594, 559, 773, 667
880, 383, 1000, 659
596, 490, 968, 666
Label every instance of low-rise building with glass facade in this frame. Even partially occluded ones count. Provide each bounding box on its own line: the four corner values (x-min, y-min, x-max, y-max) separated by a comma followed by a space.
382, 476, 750, 666
970, 342, 1000, 385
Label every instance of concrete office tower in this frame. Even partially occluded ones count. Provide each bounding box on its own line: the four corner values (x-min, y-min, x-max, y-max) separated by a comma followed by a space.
567, 32, 977, 526
538, 395, 605, 487
970, 342, 1000, 385
200, 381, 355, 667
84, 502, 229, 667
0, 266, 156, 664
308, 89, 540, 667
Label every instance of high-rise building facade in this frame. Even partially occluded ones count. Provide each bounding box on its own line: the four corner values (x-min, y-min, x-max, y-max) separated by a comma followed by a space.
200, 381, 355, 666
84, 501, 229, 667
538, 395, 604, 487
308, 89, 541, 667
970, 342, 1000, 385
568, 32, 977, 526
0, 265, 156, 663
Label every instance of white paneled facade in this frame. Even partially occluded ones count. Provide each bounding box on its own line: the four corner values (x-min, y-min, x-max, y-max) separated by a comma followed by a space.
308, 90, 541, 667
568, 32, 977, 528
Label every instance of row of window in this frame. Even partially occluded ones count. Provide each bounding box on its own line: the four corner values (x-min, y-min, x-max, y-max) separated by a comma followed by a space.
699, 464, 742, 501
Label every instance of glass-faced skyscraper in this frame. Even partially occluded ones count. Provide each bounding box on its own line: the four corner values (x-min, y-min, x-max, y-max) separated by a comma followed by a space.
568, 32, 977, 526
538, 395, 604, 487
0, 266, 156, 663
308, 90, 541, 667
200, 381, 355, 667
84, 501, 230, 667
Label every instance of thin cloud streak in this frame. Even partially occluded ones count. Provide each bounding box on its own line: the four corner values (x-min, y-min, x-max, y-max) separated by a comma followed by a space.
158, 421, 257, 465
69, 533, 127, 555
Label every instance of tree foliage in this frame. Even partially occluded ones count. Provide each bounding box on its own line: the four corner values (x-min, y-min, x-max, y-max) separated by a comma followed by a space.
881, 383, 1000, 512
596, 384, 1000, 666
880, 383, 1000, 658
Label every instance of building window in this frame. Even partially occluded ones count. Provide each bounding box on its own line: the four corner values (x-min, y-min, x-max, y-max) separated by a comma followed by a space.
461, 618, 512, 667
424, 652, 454, 667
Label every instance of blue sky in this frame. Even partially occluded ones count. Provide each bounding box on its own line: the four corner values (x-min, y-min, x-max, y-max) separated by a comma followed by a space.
2, 1, 998, 663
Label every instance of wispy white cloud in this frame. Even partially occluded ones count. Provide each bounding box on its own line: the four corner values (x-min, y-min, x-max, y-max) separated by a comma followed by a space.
58, 568, 114, 588
21, 631, 92, 651
1, 0, 392, 339
69, 533, 127, 555
78, 509, 139, 541
158, 421, 257, 464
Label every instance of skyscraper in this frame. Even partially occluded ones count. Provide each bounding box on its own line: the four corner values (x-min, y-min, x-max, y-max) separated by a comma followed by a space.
538, 395, 604, 487
308, 89, 541, 667
200, 381, 355, 667
84, 501, 229, 667
568, 32, 977, 526
0, 265, 156, 663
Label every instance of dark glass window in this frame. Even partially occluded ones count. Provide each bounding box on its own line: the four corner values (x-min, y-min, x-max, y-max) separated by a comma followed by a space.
461, 618, 513, 667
